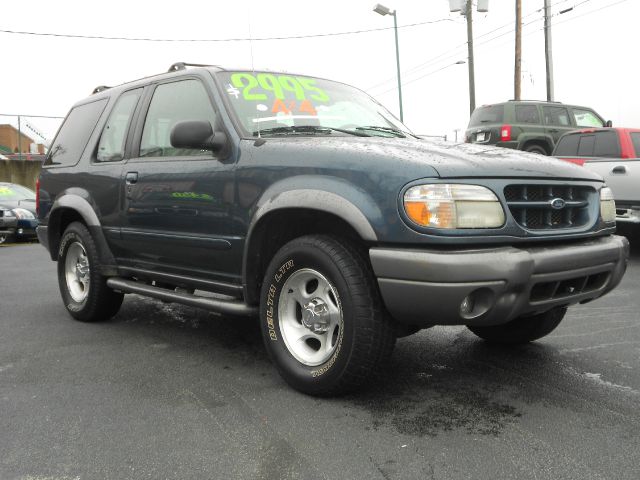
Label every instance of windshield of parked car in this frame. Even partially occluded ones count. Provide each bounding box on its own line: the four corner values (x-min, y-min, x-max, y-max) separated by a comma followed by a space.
469, 105, 505, 126
0, 184, 35, 201
216, 71, 413, 138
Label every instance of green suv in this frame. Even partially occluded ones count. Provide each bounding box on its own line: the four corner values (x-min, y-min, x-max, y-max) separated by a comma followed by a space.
465, 100, 610, 155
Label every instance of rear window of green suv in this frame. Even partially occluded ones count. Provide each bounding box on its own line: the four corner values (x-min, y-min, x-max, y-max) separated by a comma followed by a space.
469, 105, 504, 127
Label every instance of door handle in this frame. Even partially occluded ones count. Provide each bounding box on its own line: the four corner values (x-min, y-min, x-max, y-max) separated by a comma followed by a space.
548, 129, 559, 133
611, 165, 627, 174
125, 172, 139, 184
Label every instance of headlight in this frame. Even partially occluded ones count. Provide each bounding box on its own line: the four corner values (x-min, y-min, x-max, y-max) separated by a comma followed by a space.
13, 208, 35, 220
600, 187, 616, 223
404, 184, 505, 229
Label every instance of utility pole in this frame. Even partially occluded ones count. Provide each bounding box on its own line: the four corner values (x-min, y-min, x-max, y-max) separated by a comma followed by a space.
543, 0, 554, 101
17, 115, 23, 160
466, 0, 475, 114
514, 0, 522, 100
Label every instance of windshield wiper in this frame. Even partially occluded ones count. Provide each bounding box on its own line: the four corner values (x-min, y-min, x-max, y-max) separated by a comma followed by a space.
355, 126, 408, 138
252, 125, 370, 137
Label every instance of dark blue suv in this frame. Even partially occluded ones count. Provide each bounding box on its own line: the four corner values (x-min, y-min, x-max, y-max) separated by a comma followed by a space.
37, 63, 628, 395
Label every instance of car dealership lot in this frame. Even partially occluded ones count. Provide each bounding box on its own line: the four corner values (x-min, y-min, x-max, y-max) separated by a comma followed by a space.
1, 236, 639, 480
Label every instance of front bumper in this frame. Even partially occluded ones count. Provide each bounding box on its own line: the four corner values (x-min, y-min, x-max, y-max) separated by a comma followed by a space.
370, 235, 629, 327
16, 218, 38, 238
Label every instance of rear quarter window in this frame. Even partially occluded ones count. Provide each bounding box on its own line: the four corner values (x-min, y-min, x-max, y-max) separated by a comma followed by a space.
554, 134, 580, 156
469, 105, 504, 127
46, 99, 108, 167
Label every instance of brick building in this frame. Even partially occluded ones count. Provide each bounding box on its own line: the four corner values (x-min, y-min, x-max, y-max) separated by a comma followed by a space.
0, 124, 45, 155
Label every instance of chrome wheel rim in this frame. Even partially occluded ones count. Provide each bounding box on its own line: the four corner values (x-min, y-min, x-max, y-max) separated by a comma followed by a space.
278, 268, 343, 366
64, 242, 90, 302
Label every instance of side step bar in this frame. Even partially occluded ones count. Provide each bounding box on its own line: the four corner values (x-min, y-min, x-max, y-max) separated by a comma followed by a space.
106, 277, 258, 317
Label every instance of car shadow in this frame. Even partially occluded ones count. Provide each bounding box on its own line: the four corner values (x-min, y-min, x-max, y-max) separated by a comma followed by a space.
109, 296, 587, 438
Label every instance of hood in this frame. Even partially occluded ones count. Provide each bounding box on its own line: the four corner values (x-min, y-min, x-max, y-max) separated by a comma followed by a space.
257, 136, 603, 182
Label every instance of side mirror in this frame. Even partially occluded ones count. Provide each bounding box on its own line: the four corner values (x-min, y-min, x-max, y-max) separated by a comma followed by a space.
605, 120, 613, 128
170, 120, 228, 154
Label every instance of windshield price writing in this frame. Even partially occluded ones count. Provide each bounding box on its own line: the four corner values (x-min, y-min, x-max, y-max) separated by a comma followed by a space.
230, 73, 329, 102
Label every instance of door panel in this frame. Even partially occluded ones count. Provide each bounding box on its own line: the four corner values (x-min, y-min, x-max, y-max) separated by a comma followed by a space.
543, 106, 574, 145
118, 78, 241, 282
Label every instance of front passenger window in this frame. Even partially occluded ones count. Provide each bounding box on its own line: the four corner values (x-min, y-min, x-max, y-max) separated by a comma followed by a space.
140, 80, 217, 158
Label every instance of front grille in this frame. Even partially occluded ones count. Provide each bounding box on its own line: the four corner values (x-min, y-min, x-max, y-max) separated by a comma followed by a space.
530, 272, 609, 303
504, 184, 593, 230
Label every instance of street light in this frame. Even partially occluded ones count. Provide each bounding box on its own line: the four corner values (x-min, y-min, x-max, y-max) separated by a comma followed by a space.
373, 3, 403, 122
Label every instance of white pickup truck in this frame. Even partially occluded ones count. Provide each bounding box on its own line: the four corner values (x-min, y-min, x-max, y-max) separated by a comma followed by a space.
553, 128, 640, 225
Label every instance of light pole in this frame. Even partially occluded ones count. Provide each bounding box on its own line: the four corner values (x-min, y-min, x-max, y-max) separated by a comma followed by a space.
373, 3, 403, 122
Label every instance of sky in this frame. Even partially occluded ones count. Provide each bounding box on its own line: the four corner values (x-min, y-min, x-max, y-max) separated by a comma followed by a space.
0, 0, 637, 145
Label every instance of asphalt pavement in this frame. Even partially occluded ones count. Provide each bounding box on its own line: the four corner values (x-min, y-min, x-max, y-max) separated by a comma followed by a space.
1, 232, 639, 480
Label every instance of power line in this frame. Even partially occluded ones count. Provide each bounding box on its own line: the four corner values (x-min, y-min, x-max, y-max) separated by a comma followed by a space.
366, 2, 550, 92
0, 113, 64, 119
368, 0, 619, 96
0, 18, 455, 43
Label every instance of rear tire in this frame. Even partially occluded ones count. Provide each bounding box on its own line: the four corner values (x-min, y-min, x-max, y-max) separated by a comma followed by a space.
524, 144, 548, 155
259, 235, 396, 396
57, 222, 123, 322
0, 232, 13, 244
468, 307, 566, 344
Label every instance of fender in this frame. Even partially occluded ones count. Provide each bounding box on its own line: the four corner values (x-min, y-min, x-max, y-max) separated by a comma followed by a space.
516, 133, 554, 153
242, 176, 383, 303
47, 192, 117, 272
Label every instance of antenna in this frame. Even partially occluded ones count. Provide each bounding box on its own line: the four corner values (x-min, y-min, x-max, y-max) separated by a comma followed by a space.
247, 6, 260, 138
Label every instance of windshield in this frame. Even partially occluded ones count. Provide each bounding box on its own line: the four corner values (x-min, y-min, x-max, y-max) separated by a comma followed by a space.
0, 184, 35, 201
217, 71, 413, 137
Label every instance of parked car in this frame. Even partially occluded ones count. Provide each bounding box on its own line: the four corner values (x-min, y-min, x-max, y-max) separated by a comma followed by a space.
0, 205, 17, 244
0, 182, 38, 241
465, 100, 610, 155
553, 127, 640, 225
37, 63, 628, 396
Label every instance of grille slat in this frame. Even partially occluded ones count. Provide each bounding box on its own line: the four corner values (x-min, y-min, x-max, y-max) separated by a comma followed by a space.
504, 184, 593, 231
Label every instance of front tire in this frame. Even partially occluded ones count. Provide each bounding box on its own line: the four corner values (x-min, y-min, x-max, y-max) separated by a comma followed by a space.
57, 222, 123, 322
468, 307, 567, 344
260, 235, 395, 396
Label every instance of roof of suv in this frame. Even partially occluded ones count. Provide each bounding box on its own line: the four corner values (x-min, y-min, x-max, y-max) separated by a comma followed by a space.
89, 62, 226, 97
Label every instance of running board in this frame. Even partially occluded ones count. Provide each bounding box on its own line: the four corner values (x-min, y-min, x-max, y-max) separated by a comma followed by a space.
106, 277, 257, 317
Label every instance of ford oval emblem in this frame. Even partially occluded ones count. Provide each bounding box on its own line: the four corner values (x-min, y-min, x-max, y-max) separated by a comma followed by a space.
550, 198, 566, 210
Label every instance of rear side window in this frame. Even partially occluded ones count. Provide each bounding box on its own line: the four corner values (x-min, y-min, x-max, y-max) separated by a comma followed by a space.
565, 131, 620, 158
630, 133, 640, 157
573, 108, 603, 127
543, 106, 571, 126
515, 105, 540, 124
140, 79, 217, 158
593, 131, 620, 157
468, 105, 504, 127
96, 89, 142, 162
554, 134, 580, 156
46, 99, 108, 167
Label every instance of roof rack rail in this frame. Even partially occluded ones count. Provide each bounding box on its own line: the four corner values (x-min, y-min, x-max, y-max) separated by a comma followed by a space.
168, 62, 222, 72
508, 99, 562, 103
92, 85, 111, 95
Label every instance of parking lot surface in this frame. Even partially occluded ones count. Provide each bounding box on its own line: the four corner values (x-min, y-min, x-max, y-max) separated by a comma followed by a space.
1, 234, 639, 480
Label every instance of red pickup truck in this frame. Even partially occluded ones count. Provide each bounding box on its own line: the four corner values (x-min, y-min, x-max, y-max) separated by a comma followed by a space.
553, 128, 640, 225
